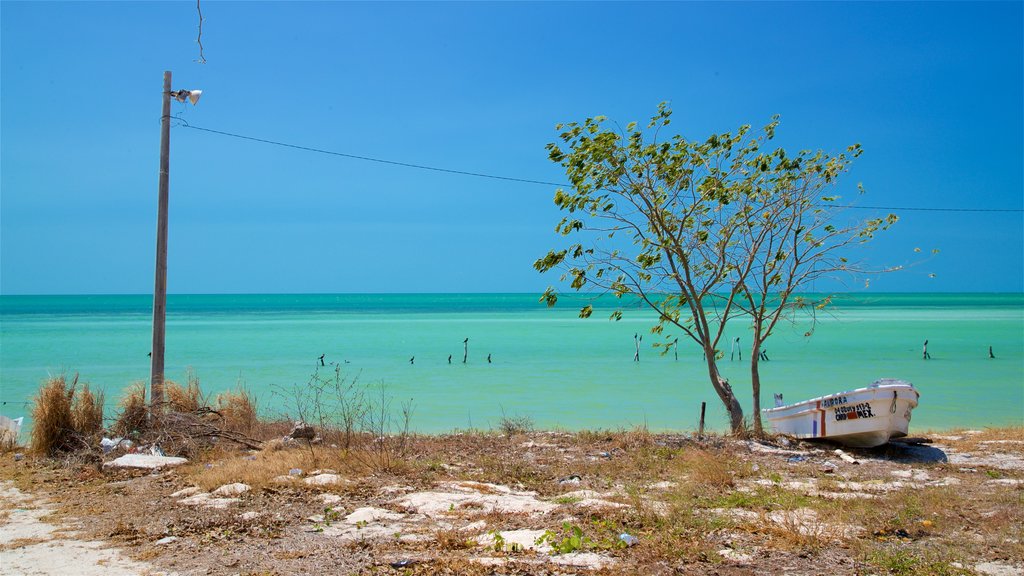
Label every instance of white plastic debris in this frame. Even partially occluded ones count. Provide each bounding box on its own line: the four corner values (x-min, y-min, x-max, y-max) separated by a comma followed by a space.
100, 437, 133, 454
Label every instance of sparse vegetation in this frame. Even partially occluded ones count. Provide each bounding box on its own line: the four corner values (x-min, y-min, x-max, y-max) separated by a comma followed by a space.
29, 374, 104, 456
9, 373, 1024, 576
496, 408, 534, 437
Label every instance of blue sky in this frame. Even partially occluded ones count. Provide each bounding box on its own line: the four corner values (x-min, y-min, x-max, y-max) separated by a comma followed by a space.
1, 1, 1021, 294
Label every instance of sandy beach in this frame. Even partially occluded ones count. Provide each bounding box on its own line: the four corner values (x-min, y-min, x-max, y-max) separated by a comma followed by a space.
2, 426, 1022, 576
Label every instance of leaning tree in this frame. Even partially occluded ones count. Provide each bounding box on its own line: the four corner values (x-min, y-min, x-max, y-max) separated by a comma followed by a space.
534, 104, 896, 434
727, 135, 899, 435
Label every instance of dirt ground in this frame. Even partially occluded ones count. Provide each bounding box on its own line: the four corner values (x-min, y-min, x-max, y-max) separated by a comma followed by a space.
2, 427, 1022, 576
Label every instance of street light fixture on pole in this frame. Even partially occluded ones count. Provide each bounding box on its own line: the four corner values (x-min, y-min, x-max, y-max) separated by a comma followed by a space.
151, 70, 200, 419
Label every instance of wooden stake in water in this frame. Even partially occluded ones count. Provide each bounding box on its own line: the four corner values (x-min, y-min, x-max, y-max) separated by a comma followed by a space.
698, 401, 706, 438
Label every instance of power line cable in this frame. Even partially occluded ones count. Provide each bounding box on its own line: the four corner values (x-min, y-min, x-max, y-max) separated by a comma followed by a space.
179, 123, 1024, 214
181, 124, 566, 187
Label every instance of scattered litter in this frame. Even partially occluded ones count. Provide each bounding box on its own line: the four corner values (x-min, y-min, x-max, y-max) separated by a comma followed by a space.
558, 475, 582, 485
787, 455, 806, 463
289, 468, 303, 476
154, 536, 178, 545
873, 527, 912, 541
13, 453, 24, 462
149, 445, 165, 457
0, 415, 23, 445
598, 451, 612, 459
242, 455, 257, 461
820, 461, 838, 473
100, 438, 132, 454
239, 511, 261, 520
390, 560, 416, 569
619, 533, 639, 546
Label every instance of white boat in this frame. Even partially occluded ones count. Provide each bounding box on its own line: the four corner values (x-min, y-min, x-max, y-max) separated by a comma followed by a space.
762, 379, 920, 448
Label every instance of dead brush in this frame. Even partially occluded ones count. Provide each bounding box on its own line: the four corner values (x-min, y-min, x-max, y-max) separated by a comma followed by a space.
758, 508, 843, 550
497, 409, 534, 437
110, 382, 148, 437
433, 527, 476, 550
71, 384, 104, 439
215, 387, 259, 436
188, 445, 375, 491
679, 448, 737, 489
164, 373, 206, 413
30, 375, 75, 455
30, 374, 104, 456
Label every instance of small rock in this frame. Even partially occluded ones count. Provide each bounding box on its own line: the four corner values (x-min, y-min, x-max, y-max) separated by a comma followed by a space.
289, 421, 316, 440
212, 483, 251, 497
319, 494, 343, 505
104, 454, 188, 470
718, 548, 753, 563
13, 453, 24, 461
170, 487, 203, 498
974, 561, 1024, 576
304, 474, 342, 486
239, 511, 261, 520
154, 536, 178, 545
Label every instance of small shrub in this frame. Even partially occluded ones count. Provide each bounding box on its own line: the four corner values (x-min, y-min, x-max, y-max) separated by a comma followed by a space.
72, 384, 104, 438
497, 408, 534, 437
165, 373, 205, 413
216, 387, 258, 435
30, 374, 104, 456
111, 382, 148, 437
30, 376, 75, 455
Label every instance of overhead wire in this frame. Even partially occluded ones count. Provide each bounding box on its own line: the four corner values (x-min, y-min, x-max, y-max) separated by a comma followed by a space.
178, 122, 1024, 214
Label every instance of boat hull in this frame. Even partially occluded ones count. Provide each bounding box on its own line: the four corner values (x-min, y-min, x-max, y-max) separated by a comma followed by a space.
762, 381, 919, 448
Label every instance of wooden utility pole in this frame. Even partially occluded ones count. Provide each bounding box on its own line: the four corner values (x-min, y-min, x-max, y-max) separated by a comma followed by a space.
150, 70, 172, 415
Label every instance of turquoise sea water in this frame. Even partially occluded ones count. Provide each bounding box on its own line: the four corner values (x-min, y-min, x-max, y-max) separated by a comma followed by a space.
1, 293, 1022, 433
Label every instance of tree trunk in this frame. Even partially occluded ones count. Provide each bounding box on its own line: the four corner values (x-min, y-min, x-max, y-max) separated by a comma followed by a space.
704, 345, 744, 433
751, 337, 763, 437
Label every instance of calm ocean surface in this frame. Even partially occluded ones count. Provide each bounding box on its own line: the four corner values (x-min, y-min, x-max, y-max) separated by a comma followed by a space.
1, 293, 1021, 433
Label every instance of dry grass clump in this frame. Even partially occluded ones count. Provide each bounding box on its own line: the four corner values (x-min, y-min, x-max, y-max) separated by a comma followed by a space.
110, 382, 148, 437
164, 374, 205, 413
72, 384, 104, 437
188, 445, 379, 491
679, 448, 737, 489
216, 388, 259, 436
30, 374, 104, 456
